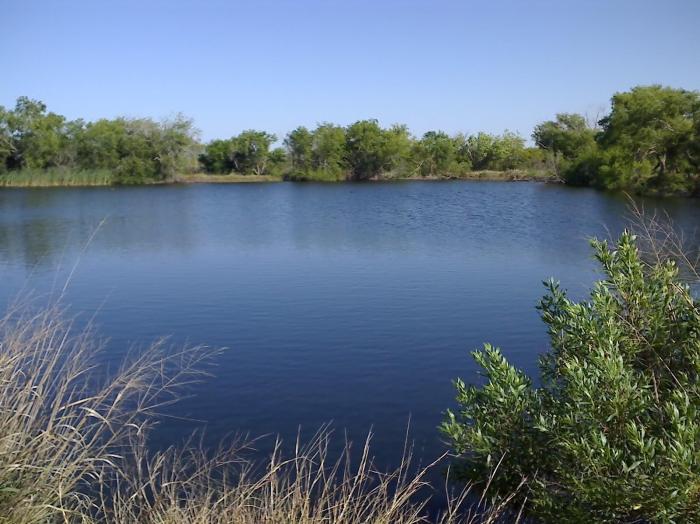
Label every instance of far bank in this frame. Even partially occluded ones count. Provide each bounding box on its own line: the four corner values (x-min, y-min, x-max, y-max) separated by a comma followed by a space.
0, 168, 557, 188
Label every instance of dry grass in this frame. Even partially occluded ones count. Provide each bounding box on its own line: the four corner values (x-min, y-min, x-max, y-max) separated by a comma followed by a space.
626, 197, 700, 283
0, 302, 217, 523
0, 302, 518, 523
390, 170, 555, 183
94, 431, 523, 524
177, 173, 283, 184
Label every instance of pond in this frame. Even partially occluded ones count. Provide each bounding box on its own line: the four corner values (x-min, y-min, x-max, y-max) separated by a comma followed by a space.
1, 181, 698, 477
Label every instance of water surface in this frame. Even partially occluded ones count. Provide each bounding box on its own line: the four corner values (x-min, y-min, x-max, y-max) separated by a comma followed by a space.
1, 181, 698, 472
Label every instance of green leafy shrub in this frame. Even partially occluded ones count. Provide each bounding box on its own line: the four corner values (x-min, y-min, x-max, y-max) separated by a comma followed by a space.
441, 232, 700, 522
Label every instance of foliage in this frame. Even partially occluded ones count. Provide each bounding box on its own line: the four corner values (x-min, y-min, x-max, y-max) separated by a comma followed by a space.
200, 130, 277, 176
597, 85, 700, 195
5, 85, 699, 193
311, 123, 347, 178
532, 113, 598, 184
268, 146, 287, 176
459, 132, 528, 171
198, 138, 234, 174
229, 130, 277, 175
533, 113, 596, 160
442, 232, 700, 522
0, 106, 13, 173
283, 123, 348, 180
2, 97, 68, 170
381, 124, 413, 177
284, 125, 314, 175
344, 119, 389, 180
0, 97, 199, 183
533, 86, 700, 195
412, 131, 469, 177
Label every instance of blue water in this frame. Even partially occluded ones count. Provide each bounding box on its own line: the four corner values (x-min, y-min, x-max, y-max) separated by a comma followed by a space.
0, 181, 698, 478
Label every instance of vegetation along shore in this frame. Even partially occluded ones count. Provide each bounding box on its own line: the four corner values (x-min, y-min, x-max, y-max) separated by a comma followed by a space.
1, 85, 698, 196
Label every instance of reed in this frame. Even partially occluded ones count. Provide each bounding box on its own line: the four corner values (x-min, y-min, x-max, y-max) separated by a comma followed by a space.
0, 169, 114, 187
0, 302, 517, 523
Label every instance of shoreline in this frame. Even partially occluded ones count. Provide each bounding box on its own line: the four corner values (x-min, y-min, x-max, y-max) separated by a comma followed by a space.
0, 170, 559, 189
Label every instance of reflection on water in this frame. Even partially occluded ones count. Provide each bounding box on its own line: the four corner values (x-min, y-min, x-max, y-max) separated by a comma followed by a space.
0, 186, 198, 269
3, 183, 697, 271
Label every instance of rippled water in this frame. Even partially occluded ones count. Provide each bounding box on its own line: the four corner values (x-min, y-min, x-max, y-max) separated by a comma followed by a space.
1, 181, 698, 473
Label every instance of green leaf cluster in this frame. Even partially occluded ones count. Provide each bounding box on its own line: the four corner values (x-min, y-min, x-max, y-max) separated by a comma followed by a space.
442, 232, 700, 522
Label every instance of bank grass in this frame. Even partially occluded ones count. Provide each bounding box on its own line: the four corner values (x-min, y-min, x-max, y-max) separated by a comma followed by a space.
454, 169, 555, 182
0, 168, 557, 188
0, 301, 518, 523
97, 431, 514, 524
0, 168, 115, 187
395, 169, 556, 182
178, 172, 284, 184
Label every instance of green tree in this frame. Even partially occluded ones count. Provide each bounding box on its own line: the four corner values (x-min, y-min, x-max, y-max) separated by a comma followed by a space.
75, 116, 198, 182
412, 131, 466, 177
381, 124, 413, 177
112, 119, 160, 182
153, 114, 200, 178
229, 130, 276, 175
0, 106, 13, 173
345, 119, 387, 180
532, 113, 598, 183
267, 147, 287, 176
598, 86, 700, 194
200, 139, 235, 174
284, 126, 313, 175
312, 123, 347, 177
533, 113, 596, 160
6, 97, 68, 170
75, 119, 126, 170
441, 233, 700, 522
460, 132, 527, 171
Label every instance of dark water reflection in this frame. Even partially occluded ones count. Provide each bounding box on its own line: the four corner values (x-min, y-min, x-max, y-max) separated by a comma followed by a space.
0, 181, 698, 505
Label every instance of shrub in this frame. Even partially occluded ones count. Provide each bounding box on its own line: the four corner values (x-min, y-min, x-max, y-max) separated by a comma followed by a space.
441, 232, 700, 522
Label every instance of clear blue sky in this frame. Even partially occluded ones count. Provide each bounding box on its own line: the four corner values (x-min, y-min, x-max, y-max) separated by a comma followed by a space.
2, 0, 699, 142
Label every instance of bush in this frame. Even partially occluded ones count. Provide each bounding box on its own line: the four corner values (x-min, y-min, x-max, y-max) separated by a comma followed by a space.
560, 147, 605, 186
284, 168, 346, 182
441, 232, 700, 522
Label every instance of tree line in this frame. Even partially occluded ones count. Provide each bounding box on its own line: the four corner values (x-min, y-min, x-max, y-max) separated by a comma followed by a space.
0, 98, 200, 184
1, 85, 698, 195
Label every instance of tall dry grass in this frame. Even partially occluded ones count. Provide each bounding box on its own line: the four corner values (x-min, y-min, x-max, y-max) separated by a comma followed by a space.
0, 302, 216, 523
626, 198, 700, 283
0, 302, 518, 523
95, 432, 493, 524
